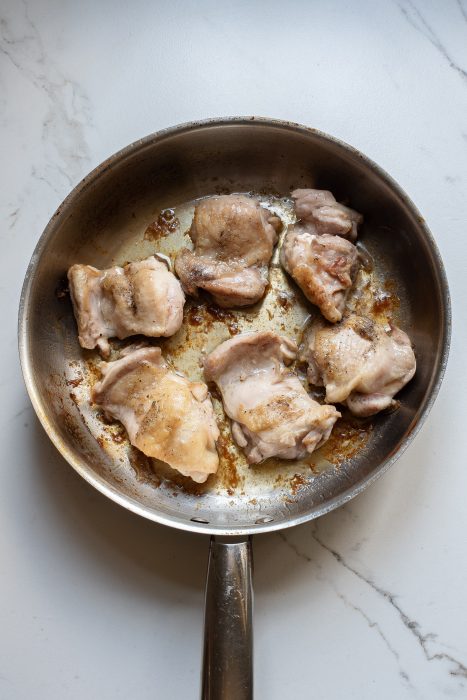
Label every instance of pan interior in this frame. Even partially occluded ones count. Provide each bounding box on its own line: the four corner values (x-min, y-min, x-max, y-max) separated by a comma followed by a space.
20, 120, 448, 533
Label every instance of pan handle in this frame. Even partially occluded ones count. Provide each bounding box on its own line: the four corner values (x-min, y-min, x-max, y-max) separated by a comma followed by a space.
201, 535, 253, 700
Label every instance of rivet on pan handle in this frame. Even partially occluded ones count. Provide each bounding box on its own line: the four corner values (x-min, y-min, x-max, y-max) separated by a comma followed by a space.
201, 536, 253, 700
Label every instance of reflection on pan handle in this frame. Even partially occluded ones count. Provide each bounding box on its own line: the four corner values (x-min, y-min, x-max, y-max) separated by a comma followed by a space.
201, 536, 253, 700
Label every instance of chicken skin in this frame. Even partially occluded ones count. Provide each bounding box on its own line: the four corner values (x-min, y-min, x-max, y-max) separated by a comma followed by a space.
92, 346, 219, 483
68, 256, 185, 356
291, 189, 363, 241
204, 331, 340, 464
175, 195, 281, 307
303, 315, 416, 417
280, 224, 358, 323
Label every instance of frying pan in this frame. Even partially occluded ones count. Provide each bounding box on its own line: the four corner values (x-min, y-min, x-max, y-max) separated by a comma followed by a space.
18, 118, 450, 699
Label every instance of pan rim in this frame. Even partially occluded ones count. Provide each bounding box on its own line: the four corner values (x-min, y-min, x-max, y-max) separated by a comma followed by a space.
18, 116, 452, 536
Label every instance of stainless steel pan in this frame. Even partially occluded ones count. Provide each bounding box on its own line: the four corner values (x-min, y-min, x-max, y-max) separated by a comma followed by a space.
18, 118, 450, 699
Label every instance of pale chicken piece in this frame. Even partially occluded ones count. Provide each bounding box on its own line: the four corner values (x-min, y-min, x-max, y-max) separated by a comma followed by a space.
68, 256, 185, 356
92, 346, 219, 483
204, 332, 340, 464
175, 194, 281, 307
280, 223, 358, 322
292, 189, 363, 241
303, 315, 416, 417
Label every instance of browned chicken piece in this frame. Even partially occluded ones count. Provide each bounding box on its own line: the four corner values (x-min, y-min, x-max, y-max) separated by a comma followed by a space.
280, 223, 358, 322
92, 346, 219, 483
68, 256, 185, 357
303, 315, 416, 417
204, 331, 340, 464
292, 189, 363, 241
175, 194, 281, 307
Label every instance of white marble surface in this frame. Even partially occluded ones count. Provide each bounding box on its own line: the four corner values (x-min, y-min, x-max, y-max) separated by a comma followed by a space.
1, 1, 466, 698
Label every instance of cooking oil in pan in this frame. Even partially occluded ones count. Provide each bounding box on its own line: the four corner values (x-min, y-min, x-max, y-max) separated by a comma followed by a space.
66, 193, 396, 501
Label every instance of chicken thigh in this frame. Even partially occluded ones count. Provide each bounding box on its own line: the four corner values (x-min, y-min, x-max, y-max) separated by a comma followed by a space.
204, 332, 340, 464
92, 346, 219, 483
175, 195, 281, 307
68, 256, 185, 356
303, 315, 416, 417
292, 189, 363, 241
280, 223, 358, 322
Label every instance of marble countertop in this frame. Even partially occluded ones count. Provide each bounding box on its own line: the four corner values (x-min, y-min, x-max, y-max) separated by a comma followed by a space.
1, 1, 466, 698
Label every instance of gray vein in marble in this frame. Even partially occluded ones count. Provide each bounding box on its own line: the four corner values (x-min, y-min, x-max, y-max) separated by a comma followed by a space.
331, 580, 405, 666
8, 209, 19, 229
10, 405, 33, 422
398, 0, 467, 83
30, 165, 64, 196
277, 532, 413, 689
277, 531, 311, 563
457, 0, 467, 23
0, 0, 92, 188
279, 526, 467, 682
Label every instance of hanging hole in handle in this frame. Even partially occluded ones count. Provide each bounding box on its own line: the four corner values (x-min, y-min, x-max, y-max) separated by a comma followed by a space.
191, 516, 210, 524
255, 516, 274, 524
